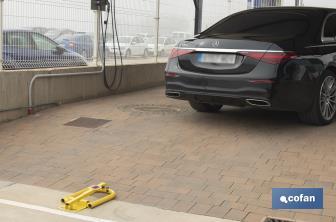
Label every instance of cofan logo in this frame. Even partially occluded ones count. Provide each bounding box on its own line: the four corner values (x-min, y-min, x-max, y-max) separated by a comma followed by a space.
280, 194, 315, 204
272, 188, 323, 209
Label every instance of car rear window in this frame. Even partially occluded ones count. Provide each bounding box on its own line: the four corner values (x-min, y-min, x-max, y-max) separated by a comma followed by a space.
201, 11, 309, 38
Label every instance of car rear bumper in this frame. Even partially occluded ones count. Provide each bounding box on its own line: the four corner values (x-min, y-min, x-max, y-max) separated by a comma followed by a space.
166, 77, 315, 112
166, 89, 250, 107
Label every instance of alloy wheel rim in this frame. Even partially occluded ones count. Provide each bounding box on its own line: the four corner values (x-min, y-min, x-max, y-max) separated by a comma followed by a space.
320, 76, 336, 121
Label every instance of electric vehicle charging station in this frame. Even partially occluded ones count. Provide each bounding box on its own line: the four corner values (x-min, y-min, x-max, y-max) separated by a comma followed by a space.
91, 0, 108, 11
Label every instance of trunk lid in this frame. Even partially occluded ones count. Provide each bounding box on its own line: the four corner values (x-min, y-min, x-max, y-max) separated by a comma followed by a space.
177, 38, 273, 74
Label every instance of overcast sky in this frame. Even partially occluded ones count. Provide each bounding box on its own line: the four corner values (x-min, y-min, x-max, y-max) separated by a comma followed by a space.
3, 0, 336, 36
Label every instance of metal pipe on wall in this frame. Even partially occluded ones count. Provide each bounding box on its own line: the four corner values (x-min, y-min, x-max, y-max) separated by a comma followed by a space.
93, 10, 101, 66
28, 66, 104, 114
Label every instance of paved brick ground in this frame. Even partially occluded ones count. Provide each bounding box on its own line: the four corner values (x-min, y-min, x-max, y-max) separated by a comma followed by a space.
1, 86, 336, 222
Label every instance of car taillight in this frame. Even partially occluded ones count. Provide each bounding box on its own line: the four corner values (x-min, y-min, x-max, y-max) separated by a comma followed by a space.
169, 48, 194, 59
165, 72, 178, 78
239, 51, 297, 64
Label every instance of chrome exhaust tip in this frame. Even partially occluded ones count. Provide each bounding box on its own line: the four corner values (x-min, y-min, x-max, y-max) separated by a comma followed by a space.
246, 99, 271, 107
166, 92, 181, 98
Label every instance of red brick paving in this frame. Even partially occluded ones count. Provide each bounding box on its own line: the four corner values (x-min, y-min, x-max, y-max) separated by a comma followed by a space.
0, 86, 336, 221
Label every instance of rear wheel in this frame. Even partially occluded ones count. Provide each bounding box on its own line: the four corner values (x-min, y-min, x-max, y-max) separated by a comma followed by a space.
299, 70, 336, 125
189, 101, 222, 113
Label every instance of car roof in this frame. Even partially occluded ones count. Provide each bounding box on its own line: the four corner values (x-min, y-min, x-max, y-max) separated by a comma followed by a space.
4, 29, 34, 33
243, 6, 335, 14
3, 29, 44, 36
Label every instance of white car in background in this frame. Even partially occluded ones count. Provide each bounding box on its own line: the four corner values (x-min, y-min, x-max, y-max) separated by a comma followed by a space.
147, 37, 176, 56
106, 36, 149, 58
136, 33, 154, 40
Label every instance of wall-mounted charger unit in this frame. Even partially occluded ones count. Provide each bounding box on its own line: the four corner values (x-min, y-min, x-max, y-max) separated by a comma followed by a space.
91, 0, 108, 11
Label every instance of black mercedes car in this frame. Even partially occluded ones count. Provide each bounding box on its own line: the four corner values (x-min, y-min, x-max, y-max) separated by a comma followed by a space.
165, 7, 336, 125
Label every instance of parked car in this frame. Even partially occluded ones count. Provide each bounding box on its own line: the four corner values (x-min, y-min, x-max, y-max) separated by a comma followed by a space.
106, 36, 149, 58
55, 33, 93, 59
2, 30, 87, 69
165, 7, 336, 126
147, 37, 176, 56
45, 28, 76, 40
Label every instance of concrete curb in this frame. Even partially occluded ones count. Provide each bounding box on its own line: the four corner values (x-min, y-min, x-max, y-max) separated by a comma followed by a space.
0, 182, 238, 222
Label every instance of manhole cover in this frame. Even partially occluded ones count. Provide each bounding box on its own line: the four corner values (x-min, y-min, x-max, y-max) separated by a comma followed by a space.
120, 104, 185, 115
64, 117, 111, 128
263, 217, 296, 222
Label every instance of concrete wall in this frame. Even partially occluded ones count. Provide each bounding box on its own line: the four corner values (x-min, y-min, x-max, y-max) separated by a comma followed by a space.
0, 63, 166, 123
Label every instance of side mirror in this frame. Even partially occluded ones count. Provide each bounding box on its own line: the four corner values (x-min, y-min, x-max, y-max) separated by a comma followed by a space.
56, 46, 65, 54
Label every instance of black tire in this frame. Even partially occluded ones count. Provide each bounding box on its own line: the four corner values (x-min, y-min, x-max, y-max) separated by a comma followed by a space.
298, 70, 336, 125
189, 101, 222, 113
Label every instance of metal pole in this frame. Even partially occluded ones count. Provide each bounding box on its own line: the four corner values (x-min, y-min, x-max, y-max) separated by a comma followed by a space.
154, 0, 160, 62
0, 0, 4, 71
295, 0, 300, 6
194, 0, 203, 35
93, 10, 101, 66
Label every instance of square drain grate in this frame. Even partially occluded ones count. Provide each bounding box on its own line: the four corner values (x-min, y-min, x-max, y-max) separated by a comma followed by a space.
263, 217, 296, 222
64, 117, 111, 129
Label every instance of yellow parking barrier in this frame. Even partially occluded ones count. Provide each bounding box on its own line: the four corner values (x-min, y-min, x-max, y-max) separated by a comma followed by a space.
61, 182, 116, 212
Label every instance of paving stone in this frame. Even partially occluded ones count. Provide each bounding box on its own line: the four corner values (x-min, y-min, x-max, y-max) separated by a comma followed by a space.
206, 206, 231, 218
189, 203, 212, 215
172, 200, 196, 213
225, 209, 247, 221
243, 212, 265, 222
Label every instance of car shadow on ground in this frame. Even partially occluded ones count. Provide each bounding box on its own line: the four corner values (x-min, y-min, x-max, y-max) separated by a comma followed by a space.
188, 106, 320, 130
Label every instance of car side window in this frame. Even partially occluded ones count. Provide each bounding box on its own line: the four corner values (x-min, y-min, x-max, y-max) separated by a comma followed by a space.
5, 32, 33, 48
31, 33, 58, 50
323, 14, 336, 42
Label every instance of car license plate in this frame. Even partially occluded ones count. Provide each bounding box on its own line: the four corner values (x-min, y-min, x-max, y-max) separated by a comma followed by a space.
197, 53, 236, 64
